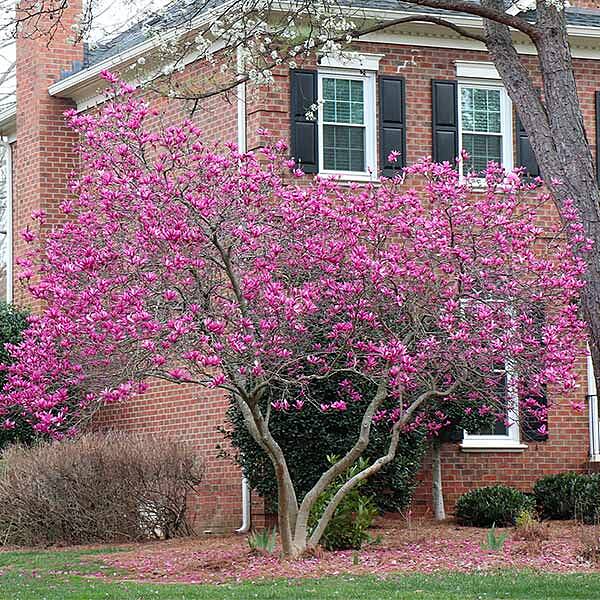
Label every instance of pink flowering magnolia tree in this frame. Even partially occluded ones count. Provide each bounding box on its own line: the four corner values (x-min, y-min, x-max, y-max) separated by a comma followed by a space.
1, 79, 588, 558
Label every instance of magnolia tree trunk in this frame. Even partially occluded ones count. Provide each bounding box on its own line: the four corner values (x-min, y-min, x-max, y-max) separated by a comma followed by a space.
233, 383, 442, 558
431, 440, 446, 521
482, 0, 600, 393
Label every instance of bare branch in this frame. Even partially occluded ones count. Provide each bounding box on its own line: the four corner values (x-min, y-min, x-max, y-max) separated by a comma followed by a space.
396, 0, 541, 40
348, 14, 487, 44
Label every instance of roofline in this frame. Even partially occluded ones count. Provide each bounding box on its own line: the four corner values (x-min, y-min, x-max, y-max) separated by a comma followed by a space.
44, 4, 600, 103
49, 0, 237, 99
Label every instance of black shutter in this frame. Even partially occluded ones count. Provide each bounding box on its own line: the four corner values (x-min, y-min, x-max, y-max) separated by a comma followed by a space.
380, 76, 406, 177
432, 80, 458, 164
596, 91, 600, 185
290, 70, 318, 173
522, 304, 548, 442
516, 113, 540, 178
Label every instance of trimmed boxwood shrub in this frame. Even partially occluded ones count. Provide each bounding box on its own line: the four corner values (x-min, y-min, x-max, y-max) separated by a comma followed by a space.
574, 473, 600, 524
534, 472, 587, 520
223, 377, 427, 514
455, 485, 535, 527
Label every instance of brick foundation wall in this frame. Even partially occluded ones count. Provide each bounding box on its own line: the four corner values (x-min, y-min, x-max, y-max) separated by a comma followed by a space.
93, 381, 247, 532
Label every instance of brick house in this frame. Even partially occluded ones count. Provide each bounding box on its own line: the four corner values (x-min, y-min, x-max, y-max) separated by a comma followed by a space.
1, 0, 600, 531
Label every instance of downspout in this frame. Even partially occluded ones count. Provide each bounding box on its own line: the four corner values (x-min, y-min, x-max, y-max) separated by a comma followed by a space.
235, 46, 251, 534
1, 138, 12, 304
587, 345, 599, 462
236, 476, 251, 534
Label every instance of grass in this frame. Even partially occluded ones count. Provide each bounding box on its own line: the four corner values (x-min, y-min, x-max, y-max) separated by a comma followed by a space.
1, 548, 600, 599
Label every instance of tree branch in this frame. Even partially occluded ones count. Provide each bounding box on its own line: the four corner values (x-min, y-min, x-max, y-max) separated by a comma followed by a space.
395, 0, 541, 40
349, 15, 486, 44
306, 380, 460, 548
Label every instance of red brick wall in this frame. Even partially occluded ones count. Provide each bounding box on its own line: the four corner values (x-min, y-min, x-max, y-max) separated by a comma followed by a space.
414, 364, 591, 517
93, 380, 247, 532
13, 16, 599, 529
85, 62, 246, 532
13, 22, 247, 531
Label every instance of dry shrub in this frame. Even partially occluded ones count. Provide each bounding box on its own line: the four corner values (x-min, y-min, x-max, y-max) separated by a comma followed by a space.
579, 522, 600, 564
0, 432, 203, 546
513, 509, 549, 542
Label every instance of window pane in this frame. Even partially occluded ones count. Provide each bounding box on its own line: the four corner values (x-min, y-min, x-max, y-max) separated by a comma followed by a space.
462, 133, 502, 173
461, 87, 473, 112
323, 101, 336, 122
323, 78, 335, 100
462, 111, 474, 131
468, 371, 509, 436
323, 124, 365, 172
336, 102, 351, 123
489, 111, 501, 133
473, 88, 488, 112
488, 90, 501, 112
350, 102, 364, 125
322, 77, 364, 125
350, 80, 363, 103
461, 87, 502, 134
336, 79, 350, 102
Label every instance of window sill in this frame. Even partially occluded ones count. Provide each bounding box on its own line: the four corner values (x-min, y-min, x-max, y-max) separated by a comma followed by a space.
460, 441, 528, 453
318, 172, 379, 184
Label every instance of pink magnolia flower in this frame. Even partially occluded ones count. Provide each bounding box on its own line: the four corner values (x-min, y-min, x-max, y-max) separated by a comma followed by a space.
0, 75, 585, 449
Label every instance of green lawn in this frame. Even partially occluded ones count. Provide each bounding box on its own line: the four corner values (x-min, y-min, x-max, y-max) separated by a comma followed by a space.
1, 548, 600, 599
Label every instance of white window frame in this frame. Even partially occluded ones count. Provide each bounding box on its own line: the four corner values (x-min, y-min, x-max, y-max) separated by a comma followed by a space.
461, 361, 527, 452
317, 69, 377, 181
457, 80, 513, 179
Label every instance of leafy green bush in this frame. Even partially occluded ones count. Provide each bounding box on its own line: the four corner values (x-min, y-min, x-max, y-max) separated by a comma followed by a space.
223, 378, 427, 514
309, 456, 379, 551
455, 485, 535, 527
0, 303, 34, 449
534, 472, 587, 520
574, 473, 600, 524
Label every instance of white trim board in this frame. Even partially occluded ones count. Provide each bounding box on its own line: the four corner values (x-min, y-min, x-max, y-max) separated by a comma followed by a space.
456, 61, 500, 80
361, 30, 600, 61
318, 52, 385, 71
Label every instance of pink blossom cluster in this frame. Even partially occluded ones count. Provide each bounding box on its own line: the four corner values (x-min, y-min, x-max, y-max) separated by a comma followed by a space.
0, 76, 588, 435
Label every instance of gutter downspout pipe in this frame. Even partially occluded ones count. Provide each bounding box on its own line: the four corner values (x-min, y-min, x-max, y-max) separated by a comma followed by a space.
235, 46, 251, 535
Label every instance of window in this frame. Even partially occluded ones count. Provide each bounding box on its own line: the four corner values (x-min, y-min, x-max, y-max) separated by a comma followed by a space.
458, 83, 512, 176
318, 71, 376, 178
461, 363, 526, 451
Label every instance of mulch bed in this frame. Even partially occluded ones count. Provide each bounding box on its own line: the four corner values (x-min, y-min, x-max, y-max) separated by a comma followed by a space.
90, 517, 597, 584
